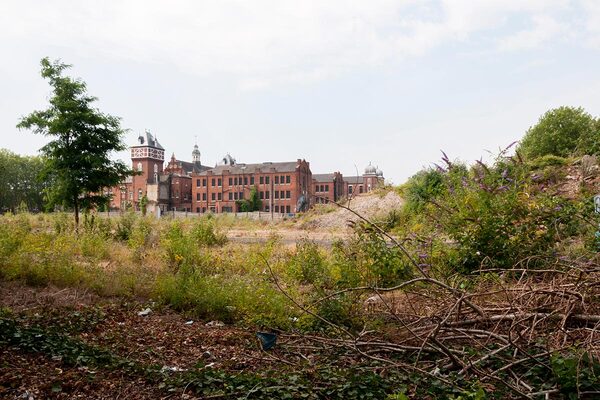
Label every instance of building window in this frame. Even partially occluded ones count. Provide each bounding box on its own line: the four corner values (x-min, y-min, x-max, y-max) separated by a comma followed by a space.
259, 191, 264, 199
234, 192, 238, 200
244, 177, 248, 185
259, 176, 264, 184
250, 176, 255, 185
265, 191, 270, 199
196, 193, 200, 201
218, 178, 222, 186
202, 193, 207, 201
138, 189, 143, 199
286, 191, 291, 199
275, 191, 279, 199
325, 185, 329, 192
137, 162, 143, 172
234, 177, 238, 185
202, 178, 206, 186
196, 179, 200, 187
266, 176, 270, 184
218, 193, 222, 200
196, 207, 200, 213
211, 193, 216, 201
275, 205, 279, 212
239, 191, 243, 199
286, 205, 291, 213
264, 205, 269, 212
229, 192, 233, 200
286, 175, 290, 184
348, 185, 353, 194
280, 175, 285, 184
229, 177, 233, 185
280, 191, 284, 199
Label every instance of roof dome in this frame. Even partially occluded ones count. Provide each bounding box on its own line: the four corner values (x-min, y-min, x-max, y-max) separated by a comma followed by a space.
376, 167, 383, 177
364, 162, 377, 175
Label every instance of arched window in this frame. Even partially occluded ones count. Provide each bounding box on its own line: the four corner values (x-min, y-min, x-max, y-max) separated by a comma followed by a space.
137, 162, 143, 172
154, 164, 158, 173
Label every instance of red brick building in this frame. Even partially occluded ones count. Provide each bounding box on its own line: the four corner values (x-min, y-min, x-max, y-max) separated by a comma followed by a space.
109, 132, 384, 215
160, 151, 210, 212
312, 172, 344, 204
343, 162, 384, 197
191, 159, 312, 214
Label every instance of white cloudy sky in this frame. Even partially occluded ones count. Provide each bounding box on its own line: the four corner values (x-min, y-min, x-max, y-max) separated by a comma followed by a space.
1, 0, 600, 183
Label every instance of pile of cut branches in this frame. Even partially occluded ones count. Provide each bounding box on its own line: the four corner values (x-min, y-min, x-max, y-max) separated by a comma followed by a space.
267, 202, 600, 398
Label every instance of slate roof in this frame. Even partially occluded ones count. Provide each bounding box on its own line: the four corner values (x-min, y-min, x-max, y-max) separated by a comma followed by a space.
344, 176, 363, 184
133, 130, 164, 150
177, 160, 211, 174
196, 161, 301, 175
313, 173, 336, 182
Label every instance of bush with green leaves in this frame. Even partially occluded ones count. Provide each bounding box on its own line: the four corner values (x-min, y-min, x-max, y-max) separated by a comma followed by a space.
332, 226, 413, 287
190, 217, 227, 247
551, 351, 600, 398
402, 168, 445, 212
518, 106, 600, 159
288, 240, 330, 286
395, 152, 582, 272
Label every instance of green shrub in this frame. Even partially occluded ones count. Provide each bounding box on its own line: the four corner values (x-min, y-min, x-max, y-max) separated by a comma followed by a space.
331, 227, 413, 287
114, 212, 136, 241
154, 272, 293, 327
52, 212, 73, 234
288, 240, 330, 286
518, 106, 600, 159
551, 352, 600, 398
403, 168, 445, 212
190, 218, 227, 247
527, 154, 569, 169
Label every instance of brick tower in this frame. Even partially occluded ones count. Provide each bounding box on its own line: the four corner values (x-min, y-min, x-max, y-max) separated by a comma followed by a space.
130, 130, 165, 208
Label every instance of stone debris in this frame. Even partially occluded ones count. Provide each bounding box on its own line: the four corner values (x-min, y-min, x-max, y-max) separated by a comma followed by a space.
137, 308, 152, 316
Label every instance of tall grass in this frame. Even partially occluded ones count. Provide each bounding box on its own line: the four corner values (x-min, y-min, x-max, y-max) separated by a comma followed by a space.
0, 212, 414, 331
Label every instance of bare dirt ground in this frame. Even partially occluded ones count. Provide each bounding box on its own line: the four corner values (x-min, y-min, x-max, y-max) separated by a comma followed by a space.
226, 190, 404, 246
0, 282, 283, 399
0, 282, 368, 400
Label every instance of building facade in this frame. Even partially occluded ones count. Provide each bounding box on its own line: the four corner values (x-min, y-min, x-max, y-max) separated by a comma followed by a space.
110, 132, 384, 214
312, 172, 344, 203
191, 160, 312, 214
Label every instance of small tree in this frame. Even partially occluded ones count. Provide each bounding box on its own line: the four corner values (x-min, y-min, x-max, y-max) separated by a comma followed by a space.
140, 194, 148, 216
17, 58, 131, 228
249, 186, 262, 211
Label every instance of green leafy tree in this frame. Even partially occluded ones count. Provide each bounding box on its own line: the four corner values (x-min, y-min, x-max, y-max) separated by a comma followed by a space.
17, 58, 131, 227
248, 186, 262, 211
0, 149, 48, 212
518, 106, 600, 159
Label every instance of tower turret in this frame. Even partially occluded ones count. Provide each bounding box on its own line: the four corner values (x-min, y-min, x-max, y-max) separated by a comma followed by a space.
192, 144, 201, 165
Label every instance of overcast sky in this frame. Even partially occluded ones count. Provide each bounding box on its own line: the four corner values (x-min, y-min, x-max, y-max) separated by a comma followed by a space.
2, 1, 600, 184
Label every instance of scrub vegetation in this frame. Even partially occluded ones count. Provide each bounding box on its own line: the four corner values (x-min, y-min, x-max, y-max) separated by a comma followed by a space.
2, 106, 600, 399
